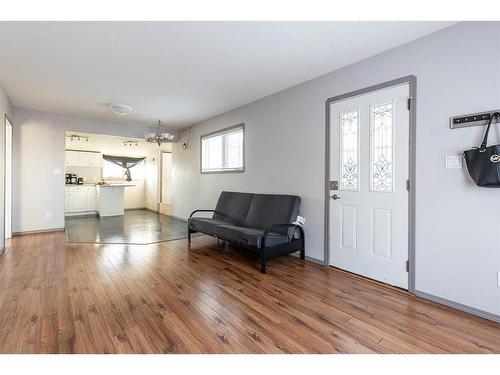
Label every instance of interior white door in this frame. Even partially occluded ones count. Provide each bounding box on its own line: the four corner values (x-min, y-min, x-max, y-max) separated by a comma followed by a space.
161, 152, 172, 204
329, 83, 410, 289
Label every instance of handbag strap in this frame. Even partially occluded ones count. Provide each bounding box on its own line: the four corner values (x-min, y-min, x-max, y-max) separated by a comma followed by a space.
480, 112, 500, 151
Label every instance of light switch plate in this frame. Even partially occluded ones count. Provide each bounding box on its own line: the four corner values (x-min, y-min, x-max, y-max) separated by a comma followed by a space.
445, 155, 463, 169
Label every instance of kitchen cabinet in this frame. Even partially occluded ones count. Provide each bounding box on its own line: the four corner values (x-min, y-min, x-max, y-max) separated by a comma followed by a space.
65, 150, 102, 167
79, 152, 92, 166
65, 150, 80, 166
69, 189, 87, 211
92, 152, 102, 167
65, 186, 97, 214
86, 186, 96, 210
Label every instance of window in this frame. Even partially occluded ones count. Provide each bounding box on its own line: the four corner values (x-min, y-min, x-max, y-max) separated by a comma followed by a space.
201, 124, 244, 173
340, 110, 359, 191
370, 103, 394, 192
103, 159, 146, 180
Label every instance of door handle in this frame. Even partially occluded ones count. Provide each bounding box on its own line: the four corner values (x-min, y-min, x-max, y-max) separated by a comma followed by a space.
330, 194, 341, 200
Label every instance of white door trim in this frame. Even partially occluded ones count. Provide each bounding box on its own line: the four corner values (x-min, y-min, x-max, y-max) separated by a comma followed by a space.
324, 75, 417, 293
3, 114, 13, 245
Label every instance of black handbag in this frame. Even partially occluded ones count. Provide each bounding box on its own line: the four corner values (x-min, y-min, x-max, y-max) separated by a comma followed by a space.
463, 112, 500, 187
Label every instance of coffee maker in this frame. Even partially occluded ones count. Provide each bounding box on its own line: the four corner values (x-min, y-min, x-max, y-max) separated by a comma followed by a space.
65, 174, 78, 184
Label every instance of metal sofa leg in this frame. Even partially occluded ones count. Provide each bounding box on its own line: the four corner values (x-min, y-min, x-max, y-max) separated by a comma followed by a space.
300, 243, 305, 260
260, 259, 267, 273
188, 228, 192, 243
216, 237, 223, 254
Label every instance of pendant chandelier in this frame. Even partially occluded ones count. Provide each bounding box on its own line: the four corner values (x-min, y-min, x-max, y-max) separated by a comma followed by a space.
145, 120, 175, 146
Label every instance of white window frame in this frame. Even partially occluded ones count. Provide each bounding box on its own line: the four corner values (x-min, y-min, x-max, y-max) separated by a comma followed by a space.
200, 123, 245, 174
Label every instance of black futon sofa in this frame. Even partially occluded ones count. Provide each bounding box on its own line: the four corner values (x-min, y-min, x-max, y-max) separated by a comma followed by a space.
188, 191, 305, 273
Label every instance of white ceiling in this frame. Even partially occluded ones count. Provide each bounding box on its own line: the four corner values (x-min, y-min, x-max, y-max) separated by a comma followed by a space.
0, 22, 455, 129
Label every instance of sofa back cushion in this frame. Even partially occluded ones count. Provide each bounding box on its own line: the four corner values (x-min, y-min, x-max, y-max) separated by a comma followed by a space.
243, 194, 300, 233
213, 191, 254, 226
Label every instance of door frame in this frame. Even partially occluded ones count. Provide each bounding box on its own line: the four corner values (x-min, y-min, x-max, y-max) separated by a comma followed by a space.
324, 75, 417, 293
3, 114, 13, 244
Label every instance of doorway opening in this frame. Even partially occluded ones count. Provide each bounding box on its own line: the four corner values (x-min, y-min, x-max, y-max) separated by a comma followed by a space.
63, 131, 186, 244
324, 76, 416, 292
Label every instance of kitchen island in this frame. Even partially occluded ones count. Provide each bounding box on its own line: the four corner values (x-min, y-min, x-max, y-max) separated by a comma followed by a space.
96, 183, 135, 217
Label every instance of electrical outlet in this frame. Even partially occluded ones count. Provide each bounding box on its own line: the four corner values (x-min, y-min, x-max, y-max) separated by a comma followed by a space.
46, 212, 52, 219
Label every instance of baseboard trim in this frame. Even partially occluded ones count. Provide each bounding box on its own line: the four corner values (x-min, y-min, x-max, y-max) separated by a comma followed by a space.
169, 214, 187, 222
13, 228, 65, 237
305, 256, 325, 265
125, 207, 147, 211
65, 212, 98, 218
415, 290, 500, 324
0, 246, 4, 256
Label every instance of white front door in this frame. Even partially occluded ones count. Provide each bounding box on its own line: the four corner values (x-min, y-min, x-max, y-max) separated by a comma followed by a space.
329, 83, 410, 289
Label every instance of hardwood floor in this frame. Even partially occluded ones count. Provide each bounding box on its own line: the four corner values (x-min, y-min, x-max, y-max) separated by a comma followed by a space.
0, 231, 499, 354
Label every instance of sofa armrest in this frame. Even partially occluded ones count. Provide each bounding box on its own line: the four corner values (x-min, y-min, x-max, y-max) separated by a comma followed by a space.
263, 224, 304, 242
189, 209, 228, 219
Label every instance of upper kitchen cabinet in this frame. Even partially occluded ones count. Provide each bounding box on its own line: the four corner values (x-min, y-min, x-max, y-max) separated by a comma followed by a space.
92, 152, 102, 167
79, 151, 92, 166
65, 150, 102, 167
65, 150, 80, 166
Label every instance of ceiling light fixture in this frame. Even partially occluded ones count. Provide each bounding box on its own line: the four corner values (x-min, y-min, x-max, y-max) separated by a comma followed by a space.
145, 120, 176, 146
108, 103, 132, 116
67, 134, 89, 143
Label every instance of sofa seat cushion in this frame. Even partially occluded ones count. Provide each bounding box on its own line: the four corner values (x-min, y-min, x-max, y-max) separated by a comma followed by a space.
188, 218, 230, 234
214, 224, 289, 249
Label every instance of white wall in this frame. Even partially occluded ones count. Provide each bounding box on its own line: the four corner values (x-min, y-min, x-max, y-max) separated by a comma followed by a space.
12, 107, 166, 233
172, 22, 500, 316
0, 83, 13, 250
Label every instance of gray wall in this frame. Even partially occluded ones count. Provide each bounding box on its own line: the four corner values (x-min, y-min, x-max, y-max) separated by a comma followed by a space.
12, 107, 159, 233
172, 22, 500, 316
0, 83, 13, 251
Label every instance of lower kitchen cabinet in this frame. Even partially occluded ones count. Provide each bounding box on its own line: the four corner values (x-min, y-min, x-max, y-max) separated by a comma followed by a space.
65, 186, 97, 214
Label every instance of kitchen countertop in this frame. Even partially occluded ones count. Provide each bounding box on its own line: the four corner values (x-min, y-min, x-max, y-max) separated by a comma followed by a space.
96, 183, 135, 187
65, 183, 135, 187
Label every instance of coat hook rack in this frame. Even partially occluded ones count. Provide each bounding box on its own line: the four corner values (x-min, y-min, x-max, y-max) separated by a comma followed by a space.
450, 109, 500, 129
